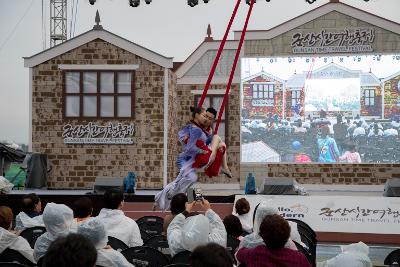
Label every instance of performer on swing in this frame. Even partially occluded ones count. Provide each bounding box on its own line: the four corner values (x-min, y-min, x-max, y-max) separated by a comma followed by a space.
192, 107, 232, 178
154, 107, 227, 211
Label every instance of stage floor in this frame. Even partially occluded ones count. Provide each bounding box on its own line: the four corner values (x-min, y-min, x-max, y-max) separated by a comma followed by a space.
8, 183, 385, 197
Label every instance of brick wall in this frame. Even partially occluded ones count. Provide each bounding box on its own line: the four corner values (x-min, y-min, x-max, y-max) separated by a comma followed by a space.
32, 39, 175, 189
176, 84, 240, 184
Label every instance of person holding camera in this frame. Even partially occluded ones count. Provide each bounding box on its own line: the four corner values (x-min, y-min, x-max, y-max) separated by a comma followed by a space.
167, 198, 227, 256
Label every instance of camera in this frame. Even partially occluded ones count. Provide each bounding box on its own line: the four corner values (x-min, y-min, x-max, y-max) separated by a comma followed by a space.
187, 187, 203, 202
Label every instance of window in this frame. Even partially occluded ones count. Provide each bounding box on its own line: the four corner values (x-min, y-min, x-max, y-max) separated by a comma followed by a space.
291, 90, 301, 106
64, 71, 135, 118
195, 95, 227, 142
252, 84, 274, 99
365, 89, 375, 106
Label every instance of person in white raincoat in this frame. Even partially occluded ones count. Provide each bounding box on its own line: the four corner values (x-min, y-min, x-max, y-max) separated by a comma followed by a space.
317, 241, 372, 267
167, 199, 227, 256
78, 217, 134, 267
0, 206, 35, 263
33, 203, 74, 261
15, 193, 44, 231
96, 189, 143, 247
239, 200, 303, 250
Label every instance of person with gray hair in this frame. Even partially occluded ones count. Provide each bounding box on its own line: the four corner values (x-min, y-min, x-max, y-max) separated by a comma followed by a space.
33, 203, 74, 261
239, 200, 302, 250
78, 217, 134, 267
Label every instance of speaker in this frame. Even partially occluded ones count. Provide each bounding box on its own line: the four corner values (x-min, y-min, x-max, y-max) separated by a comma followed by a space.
257, 177, 300, 195
383, 178, 400, 197
93, 177, 123, 194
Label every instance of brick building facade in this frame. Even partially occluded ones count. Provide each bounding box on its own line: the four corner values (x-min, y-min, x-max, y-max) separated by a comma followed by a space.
24, 1, 400, 189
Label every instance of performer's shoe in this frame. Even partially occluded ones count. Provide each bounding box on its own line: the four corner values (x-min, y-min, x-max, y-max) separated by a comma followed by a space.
221, 168, 232, 179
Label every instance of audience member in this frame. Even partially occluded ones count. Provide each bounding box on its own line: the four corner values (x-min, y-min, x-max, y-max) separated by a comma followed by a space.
78, 217, 134, 267
0, 206, 35, 263
317, 241, 372, 267
72, 197, 93, 222
234, 198, 252, 233
33, 203, 74, 261
15, 193, 44, 231
339, 144, 361, 163
42, 233, 97, 267
239, 200, 302, 250
353, 122, 366, 137
317, 125, 340, 163
190, 243, 233, 267
384, 127, 399, 137
223, 215, 243, 240
368, 124, 383, 137
167, 198, 227, 256
96, 189, 143, 247
236, 214, 311, 267
163, 193, 188, 234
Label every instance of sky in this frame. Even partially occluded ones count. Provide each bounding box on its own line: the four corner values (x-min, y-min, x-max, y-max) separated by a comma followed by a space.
0, 0, 399, 144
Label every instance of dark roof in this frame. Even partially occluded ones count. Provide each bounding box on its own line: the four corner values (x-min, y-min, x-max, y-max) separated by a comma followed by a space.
172, 62, 183, 72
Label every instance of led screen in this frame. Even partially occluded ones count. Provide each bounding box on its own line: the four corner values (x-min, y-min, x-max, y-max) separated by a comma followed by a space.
241, 55, 400, 163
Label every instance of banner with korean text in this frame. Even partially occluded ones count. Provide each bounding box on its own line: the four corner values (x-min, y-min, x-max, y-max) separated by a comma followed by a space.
234, 195, 400, 234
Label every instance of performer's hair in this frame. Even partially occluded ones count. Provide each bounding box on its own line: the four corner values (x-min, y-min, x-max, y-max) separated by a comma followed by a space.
190, 106, 204, 119
206, 107, 217, 118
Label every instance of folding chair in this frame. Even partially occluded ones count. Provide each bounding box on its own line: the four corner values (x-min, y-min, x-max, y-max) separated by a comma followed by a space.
384, 249, 400, 266
136, 216, 164, 237
144, 234, 171, 256
121, 246, 170, 267
0, 249, 35, 267
170, 250, 191, 265
107, 236, 129, 252
19, 226, 46, 249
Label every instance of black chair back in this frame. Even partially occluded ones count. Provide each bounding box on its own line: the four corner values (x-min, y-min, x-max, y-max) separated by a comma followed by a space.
164, 264, 189, 267
384, 249, 400, 266
0, 248, 35, 267
0, 263, 30, 267
107, 236, 129, 252
226, 235, 240, 256
136, 216, 164, 237
121, 246, 170, 267
140, 228, 151, 243
144, 235, 171, 256
19, 226, 46, 249
293, 241, 313, 265
170, 250, 191, 265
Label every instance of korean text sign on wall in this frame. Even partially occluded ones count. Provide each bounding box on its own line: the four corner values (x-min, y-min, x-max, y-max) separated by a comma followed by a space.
62, 122, 134, 144
234, 195, 400, 234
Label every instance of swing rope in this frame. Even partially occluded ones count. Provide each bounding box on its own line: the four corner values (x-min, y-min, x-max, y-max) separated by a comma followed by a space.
214, 0, 255, 134
197, 0, 241, 108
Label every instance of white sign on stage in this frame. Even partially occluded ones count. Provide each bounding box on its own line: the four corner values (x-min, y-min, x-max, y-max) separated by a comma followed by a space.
234, 195, 400, 234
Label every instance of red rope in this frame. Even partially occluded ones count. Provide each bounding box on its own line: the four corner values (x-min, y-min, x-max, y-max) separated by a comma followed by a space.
214, 0, 255, 134
197, 0, 241, 108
